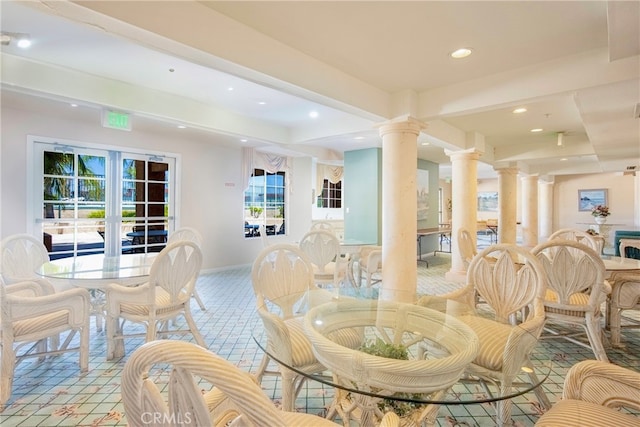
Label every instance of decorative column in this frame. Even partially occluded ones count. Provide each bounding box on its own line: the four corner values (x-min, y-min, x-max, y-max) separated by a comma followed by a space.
495, 166, 518, 244
538, 178, 554, 241
377, 116, 425, 303
444, 149, 481, 282
521, 174, 539, 248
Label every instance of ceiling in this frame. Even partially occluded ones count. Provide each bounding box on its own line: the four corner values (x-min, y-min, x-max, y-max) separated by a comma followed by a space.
1, 1, 639, 180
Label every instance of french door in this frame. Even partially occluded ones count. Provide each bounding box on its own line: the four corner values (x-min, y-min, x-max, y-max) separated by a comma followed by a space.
33, 139, 175, 258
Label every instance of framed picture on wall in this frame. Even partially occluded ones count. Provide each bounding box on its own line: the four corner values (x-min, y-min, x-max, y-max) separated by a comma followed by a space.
578, 188, 607, 211
417, 169, 429, 220
477, 191, 498, 212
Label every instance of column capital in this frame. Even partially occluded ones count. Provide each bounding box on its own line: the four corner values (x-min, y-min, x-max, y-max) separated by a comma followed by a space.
494, 166, 519, 176
376, 115, 426, 137
444, 148, 482, 162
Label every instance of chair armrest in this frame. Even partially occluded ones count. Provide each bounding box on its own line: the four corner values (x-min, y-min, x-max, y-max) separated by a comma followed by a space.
256, 306, 293, 365
7, 287, 90, 326
563, 360, 640, 411
104, 282, 151, 314
5, 280, 55, 297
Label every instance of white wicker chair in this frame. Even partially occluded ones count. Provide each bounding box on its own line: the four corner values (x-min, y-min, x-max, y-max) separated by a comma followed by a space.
548, 228, 602, 254
251, 244, 360, 411
535, 360, 640, 426
356, 245, 382, 288
532, 239, 610, 362
311, 220, 336, 234
166, 227, 206, 311
121, 340, 345, 427
104, 240, 205, 360
442, 243, 550, 426
299, 229, 347, 288
0, 234, 57, 288
1, 278, 91, 409
457, 228, 477, 269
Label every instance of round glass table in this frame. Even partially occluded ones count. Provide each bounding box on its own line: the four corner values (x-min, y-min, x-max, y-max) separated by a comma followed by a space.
252, 288, 551, 426
36, 253, 157, 331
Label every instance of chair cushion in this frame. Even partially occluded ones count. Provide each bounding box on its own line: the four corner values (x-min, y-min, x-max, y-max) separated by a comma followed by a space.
535, 399, 640, 426
458, 316, 512, 371
121, 288, 188, 316
13, 310, 69, 338
544, 290, 593, 316
285, 317, 362, 367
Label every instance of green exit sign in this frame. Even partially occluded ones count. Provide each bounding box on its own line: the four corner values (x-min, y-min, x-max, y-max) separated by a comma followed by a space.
102, 110, 132, 131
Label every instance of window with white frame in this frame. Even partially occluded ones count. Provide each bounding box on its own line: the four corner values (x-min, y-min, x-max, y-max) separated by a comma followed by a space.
317, 179, 342, 208
33, 139, 176, 258
244, 169, 285, 238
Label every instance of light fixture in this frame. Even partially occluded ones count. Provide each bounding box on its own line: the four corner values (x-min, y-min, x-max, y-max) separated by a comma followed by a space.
309, 111, 319, 118
354, 136, 364, 140
177, 125, 186, 129
557, 132, 564, 147
530, 128, 543, 133
1, 32, 31, 49
513, 107, 527, 114
450, 47, 472, 59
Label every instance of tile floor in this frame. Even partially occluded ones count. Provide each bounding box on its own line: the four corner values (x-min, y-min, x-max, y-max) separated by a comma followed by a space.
1, 243, 639, 426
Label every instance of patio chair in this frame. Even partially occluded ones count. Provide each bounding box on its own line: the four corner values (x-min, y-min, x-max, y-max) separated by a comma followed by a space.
299, 229, 347, 288
121, 340, 353, 427
1, 277, 91, 409
167, 227, 206, 311
548, 228, 602, 254
457, 228, 477, 269
0, 233, 58, 289
310, 220, 335, 234
104, 240, 205, 360
532, 239, 609, 361
251, 244, 360, 411
535, 360, 640, 426
440, 243, 551, 426
607, 270, 640, 348
357, 245, 382, 288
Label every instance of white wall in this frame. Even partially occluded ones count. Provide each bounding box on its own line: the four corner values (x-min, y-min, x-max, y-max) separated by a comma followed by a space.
1, 106, 309, 270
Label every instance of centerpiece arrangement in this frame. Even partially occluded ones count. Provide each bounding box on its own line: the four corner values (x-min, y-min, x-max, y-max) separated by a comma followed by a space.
591, 205, 610, 224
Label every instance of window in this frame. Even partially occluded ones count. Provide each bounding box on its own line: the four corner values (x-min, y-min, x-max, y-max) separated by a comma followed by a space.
244, 169, 285, 237
33, 139, 175, 258
317, 179, 342, 208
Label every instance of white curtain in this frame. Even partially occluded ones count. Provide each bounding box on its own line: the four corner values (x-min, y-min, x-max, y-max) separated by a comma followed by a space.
316, 164, 344, 195
242, 148, 291, 190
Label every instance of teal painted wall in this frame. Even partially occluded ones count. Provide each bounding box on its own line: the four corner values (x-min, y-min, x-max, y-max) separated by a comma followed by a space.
344, 148, 381, 244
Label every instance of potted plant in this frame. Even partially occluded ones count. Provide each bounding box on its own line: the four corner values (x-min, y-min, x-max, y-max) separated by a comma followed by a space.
591, 205, 610, 224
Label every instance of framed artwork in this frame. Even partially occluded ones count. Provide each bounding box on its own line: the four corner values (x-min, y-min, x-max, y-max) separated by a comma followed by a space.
477, 191, 498, 212
578, 188, 607, 211
417, 169, 429, 221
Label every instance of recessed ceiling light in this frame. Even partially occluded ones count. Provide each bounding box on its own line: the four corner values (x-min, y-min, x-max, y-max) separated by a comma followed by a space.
560, 158, 568, 161
513, 107, 527, 114
450, 48, 472, 59
177, 125, 186, 129
258, 101, 266, 105
240, 139, 248, 143
354, 136, 364, 140
70, 103, 78, 108
309, 111, 319, 118
16, 36, 31, 49
530, 128, 543, 133
421, 142, 430, 146
227, 87, 234, 91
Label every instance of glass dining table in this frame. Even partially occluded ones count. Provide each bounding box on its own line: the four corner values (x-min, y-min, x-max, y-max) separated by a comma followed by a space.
36, 253, 157, 331
252, 288, 551, 427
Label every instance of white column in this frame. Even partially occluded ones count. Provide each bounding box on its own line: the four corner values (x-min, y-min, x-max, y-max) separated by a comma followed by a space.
445, 149, 481, 282
521, 174, 539, 248
538, 178, 554, 241
495, 166, 518, 244
377, 116, 425, 303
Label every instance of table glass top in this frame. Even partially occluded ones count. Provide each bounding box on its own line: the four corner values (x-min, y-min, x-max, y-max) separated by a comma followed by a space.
252, 288, 551, 406
37, 253, 156, 282
601, 255, 640, 271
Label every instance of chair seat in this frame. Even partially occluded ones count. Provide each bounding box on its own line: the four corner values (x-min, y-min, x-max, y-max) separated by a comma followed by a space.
120, 288, 188, 316
544, 290, 594, 316
536, 399, 640, 427
13, 310, 69, 337
286, 317, 361, 366
458, 315, 511, 371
